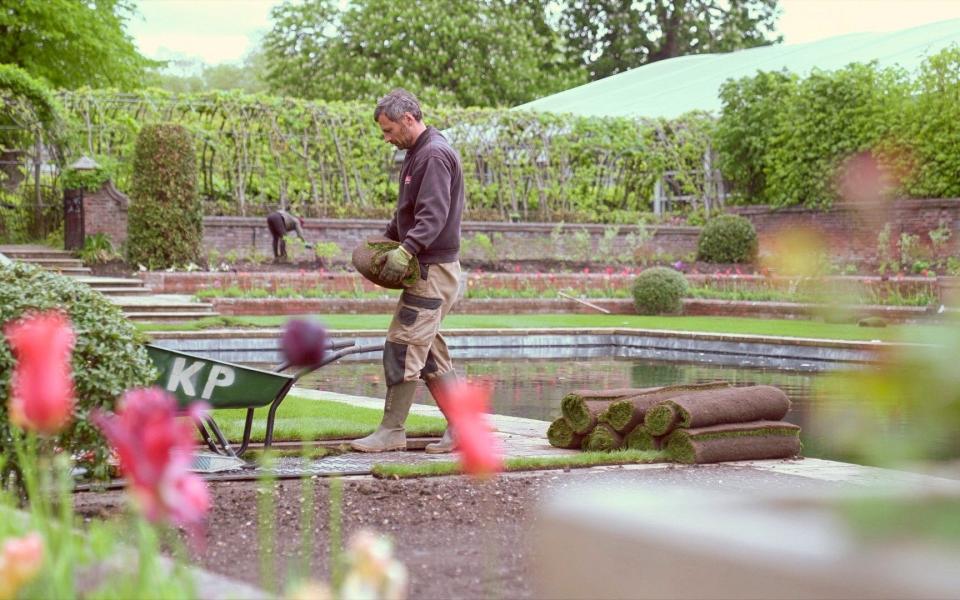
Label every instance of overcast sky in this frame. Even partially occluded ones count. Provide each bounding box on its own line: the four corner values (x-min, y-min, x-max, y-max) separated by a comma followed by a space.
127, 0, 960, 66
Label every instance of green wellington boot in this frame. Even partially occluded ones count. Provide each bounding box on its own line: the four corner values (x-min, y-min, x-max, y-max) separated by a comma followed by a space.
424, 371, 459, 454
350, 380, 418, 453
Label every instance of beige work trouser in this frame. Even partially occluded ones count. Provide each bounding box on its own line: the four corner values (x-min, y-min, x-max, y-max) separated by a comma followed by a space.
383, 261, 461, 386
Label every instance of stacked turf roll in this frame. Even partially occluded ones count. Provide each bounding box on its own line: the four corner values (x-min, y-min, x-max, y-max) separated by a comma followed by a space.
548, 383, 802, 464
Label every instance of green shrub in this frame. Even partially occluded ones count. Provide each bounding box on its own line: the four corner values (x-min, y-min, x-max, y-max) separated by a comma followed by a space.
77, 233, 120, 264
0, 263, 155, 486
631, 267, 688, 315
697, 214, 758, 263
126, 123, 202, 269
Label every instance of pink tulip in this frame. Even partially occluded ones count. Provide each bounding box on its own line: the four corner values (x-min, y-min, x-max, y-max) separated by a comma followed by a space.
437, 381, 503, 478
0, 532, 44, 600
3, 311, 75, 435
92, 388, 209, 534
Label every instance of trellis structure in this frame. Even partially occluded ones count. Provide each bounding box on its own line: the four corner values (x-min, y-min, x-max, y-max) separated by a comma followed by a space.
57, 90, 719, 223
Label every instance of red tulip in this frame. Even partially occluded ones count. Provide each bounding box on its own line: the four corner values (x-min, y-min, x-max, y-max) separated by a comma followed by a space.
92, 388, 209, 534
281, 318, 328, 367
437, 381, 503, 478
3, 311, 75, 435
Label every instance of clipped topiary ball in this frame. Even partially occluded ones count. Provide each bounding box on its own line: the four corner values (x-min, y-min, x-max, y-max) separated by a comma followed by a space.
0, 263, 156, 485
697, 214, 758, 263
632, 267, 688, 315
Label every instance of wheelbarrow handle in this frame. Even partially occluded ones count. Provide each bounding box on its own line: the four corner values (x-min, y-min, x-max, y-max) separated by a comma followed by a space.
289, 343, 386, 381
273, 338, 358, 373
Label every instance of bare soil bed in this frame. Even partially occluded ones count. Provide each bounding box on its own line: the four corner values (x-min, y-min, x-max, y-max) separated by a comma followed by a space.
74, 462, 832, 598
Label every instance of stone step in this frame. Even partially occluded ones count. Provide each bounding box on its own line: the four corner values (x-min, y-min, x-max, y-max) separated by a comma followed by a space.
74, 276, 148, 288
22, 258, 87, 268
43, 266, 93, 275
112, 299, 214, 313
93, 286, 152, 296
123, 311, 219, 322
0, 246, 73, 260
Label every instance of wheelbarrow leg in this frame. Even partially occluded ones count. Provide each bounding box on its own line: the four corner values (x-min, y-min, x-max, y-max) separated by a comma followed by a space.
204, 415, 238, 458
236, 409, 256, 457
195, 419, 221, 455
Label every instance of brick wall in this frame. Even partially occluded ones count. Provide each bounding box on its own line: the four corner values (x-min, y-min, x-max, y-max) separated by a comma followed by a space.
201, 217, 701, 266
92, 194, 960, 265
730, 198, 960, 263
83, 181, 129, 249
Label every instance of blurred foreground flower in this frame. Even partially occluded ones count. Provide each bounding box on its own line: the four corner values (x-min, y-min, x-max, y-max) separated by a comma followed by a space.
760, 227, 827, 279
3, 311, 76, 435
285, 579, 332, 600
281, 318, 328, 367
0, 532, 44, 600
92, 388, 209, 534
442, 381, 504, 478
340, 529, 408, 600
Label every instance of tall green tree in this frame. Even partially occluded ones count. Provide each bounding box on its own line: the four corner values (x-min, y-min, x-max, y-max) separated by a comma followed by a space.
262, 0, 585, 107
561, 0, 782, 81
0, 0, 155, 90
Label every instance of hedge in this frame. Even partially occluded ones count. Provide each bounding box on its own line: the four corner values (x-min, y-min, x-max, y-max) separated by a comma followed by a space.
0, 263, 155, 487
127, 124, 203, 269
716, 47, 960, 208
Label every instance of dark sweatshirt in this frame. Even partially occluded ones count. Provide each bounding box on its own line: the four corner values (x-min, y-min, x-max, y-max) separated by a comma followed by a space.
384, 127, 464, 264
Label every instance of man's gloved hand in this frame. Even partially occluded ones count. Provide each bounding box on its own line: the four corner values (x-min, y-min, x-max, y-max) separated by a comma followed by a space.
379, 245, 413, 284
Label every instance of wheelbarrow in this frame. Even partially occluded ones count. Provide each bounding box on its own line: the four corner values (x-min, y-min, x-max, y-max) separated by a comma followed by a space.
145, 339, 384, 460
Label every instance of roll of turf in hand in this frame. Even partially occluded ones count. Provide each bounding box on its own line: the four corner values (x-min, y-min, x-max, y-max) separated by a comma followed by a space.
351, 236, 421, 289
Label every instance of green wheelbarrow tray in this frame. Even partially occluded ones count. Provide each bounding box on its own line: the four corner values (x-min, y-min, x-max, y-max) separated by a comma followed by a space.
145, 339, 384, 459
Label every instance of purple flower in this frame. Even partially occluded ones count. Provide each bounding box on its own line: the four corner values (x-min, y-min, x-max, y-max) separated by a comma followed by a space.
281, 318, 328, 367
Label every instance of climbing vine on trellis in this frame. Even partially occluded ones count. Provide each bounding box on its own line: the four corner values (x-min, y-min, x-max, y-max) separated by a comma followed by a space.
56, 89, 716, 222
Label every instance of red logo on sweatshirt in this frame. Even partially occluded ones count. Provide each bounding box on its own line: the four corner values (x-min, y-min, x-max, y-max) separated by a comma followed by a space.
404, 175, 412, 185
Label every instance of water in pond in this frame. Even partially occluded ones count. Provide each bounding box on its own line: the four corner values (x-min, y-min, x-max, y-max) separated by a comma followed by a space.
297, 357, 958, 464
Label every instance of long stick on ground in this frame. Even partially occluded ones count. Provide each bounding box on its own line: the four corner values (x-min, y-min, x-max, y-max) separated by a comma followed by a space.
558, 291, 611, 314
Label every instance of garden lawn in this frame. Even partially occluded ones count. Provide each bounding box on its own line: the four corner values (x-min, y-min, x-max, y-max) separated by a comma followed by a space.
140, 314, 943, 343
211, 395, 447, 442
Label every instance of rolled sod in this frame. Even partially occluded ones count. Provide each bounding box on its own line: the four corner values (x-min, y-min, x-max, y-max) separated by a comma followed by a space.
624, 426, 662, 451
599, 382, 732, 433
644, 385, 791, 437
665, 421, 802, 464
581, 423, 624, 452
547, 417, 585, 449
351, 236, 421, 289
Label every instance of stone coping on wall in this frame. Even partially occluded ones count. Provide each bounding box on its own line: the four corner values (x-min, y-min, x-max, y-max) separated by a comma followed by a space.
205, 296, 951, 323
140, 269, 954, 295
729, 197, 960, 216
148, 325, 909, 352
203, 215, 702, 235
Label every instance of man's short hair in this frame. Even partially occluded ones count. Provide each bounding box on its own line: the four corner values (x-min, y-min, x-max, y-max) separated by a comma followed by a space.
374, 88, 423, 123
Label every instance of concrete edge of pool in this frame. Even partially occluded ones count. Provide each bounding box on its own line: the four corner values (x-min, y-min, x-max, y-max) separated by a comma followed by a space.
147, 326, 910, 370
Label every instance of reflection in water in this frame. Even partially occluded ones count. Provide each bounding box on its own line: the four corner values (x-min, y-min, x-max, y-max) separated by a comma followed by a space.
297, 357, 956, 464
